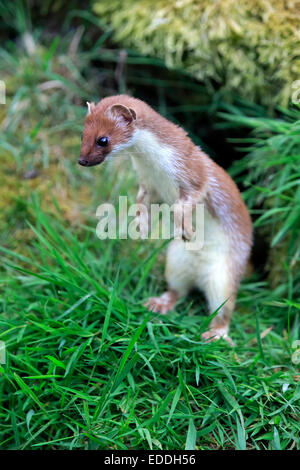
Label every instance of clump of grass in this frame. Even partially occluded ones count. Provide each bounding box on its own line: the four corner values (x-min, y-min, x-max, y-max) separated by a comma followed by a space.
0, 199, 299, 450
218, 102, 300, 290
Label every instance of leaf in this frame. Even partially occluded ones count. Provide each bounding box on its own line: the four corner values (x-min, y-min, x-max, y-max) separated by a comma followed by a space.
167, 385, 181, 424
236, 416, 246, 450
14, 373, 46, 412
26, 409, 35, 435
46, 355, 66, 370
272, 427, 281, 450
185, 419, 196, 450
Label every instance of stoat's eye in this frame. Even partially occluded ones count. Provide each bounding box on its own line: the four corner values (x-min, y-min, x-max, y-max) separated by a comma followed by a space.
96, 136, 110, 147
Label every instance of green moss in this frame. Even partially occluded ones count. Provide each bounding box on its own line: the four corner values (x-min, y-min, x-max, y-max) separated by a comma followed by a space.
93, 0, 300, 108
0, 34, 95, 255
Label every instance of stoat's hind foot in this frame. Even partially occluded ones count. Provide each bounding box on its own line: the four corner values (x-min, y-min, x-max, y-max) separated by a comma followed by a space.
144, 290, 178, 315
202, 328, 234, 347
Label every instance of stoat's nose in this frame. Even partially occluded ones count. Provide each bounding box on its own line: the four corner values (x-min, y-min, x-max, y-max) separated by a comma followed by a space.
78, 157, 88, 166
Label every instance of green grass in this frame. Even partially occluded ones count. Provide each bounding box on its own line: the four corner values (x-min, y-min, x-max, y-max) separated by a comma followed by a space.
0, 1, 299, 451
0, 197, 299, 450
217, 101, 300, 290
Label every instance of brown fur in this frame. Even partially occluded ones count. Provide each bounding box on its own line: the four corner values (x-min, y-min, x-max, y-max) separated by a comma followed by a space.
79, 95, 253, 344
80, 95, 251, 248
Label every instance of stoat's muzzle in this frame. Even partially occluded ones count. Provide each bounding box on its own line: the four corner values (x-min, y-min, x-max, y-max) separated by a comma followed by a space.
78, 155, 106, 167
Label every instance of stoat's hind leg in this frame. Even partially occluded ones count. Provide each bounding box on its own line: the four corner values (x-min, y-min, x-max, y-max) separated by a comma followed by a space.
144, 239, 195, 315
198, 258, 237, 346
201, 299, 236, 346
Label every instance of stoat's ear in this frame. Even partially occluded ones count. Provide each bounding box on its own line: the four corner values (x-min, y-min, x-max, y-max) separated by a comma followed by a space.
86, 101, 96, 115
107, 103, 136, 123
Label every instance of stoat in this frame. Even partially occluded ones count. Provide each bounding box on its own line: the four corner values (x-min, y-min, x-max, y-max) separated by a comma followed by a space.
79, 95, 252, 345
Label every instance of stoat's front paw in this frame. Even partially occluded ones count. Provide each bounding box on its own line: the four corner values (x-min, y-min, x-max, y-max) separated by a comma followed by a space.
202, 328, 234, 347
174, 225, 194, 241
173, 201, 194, 241
174, 217, 194, 241
182, 223, 194, 241
133, 215, 149, 238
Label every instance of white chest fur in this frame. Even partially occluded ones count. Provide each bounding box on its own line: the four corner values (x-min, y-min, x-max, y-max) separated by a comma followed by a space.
129, 129, 180, 204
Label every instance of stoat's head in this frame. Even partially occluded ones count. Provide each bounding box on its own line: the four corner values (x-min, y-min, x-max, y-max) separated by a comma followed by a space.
78, 101, 137, 167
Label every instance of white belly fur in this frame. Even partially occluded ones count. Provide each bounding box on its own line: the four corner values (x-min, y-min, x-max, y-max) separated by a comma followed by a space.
130, 128, 180, 205
128, 129, 230, 280
166, 210, 232, 297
